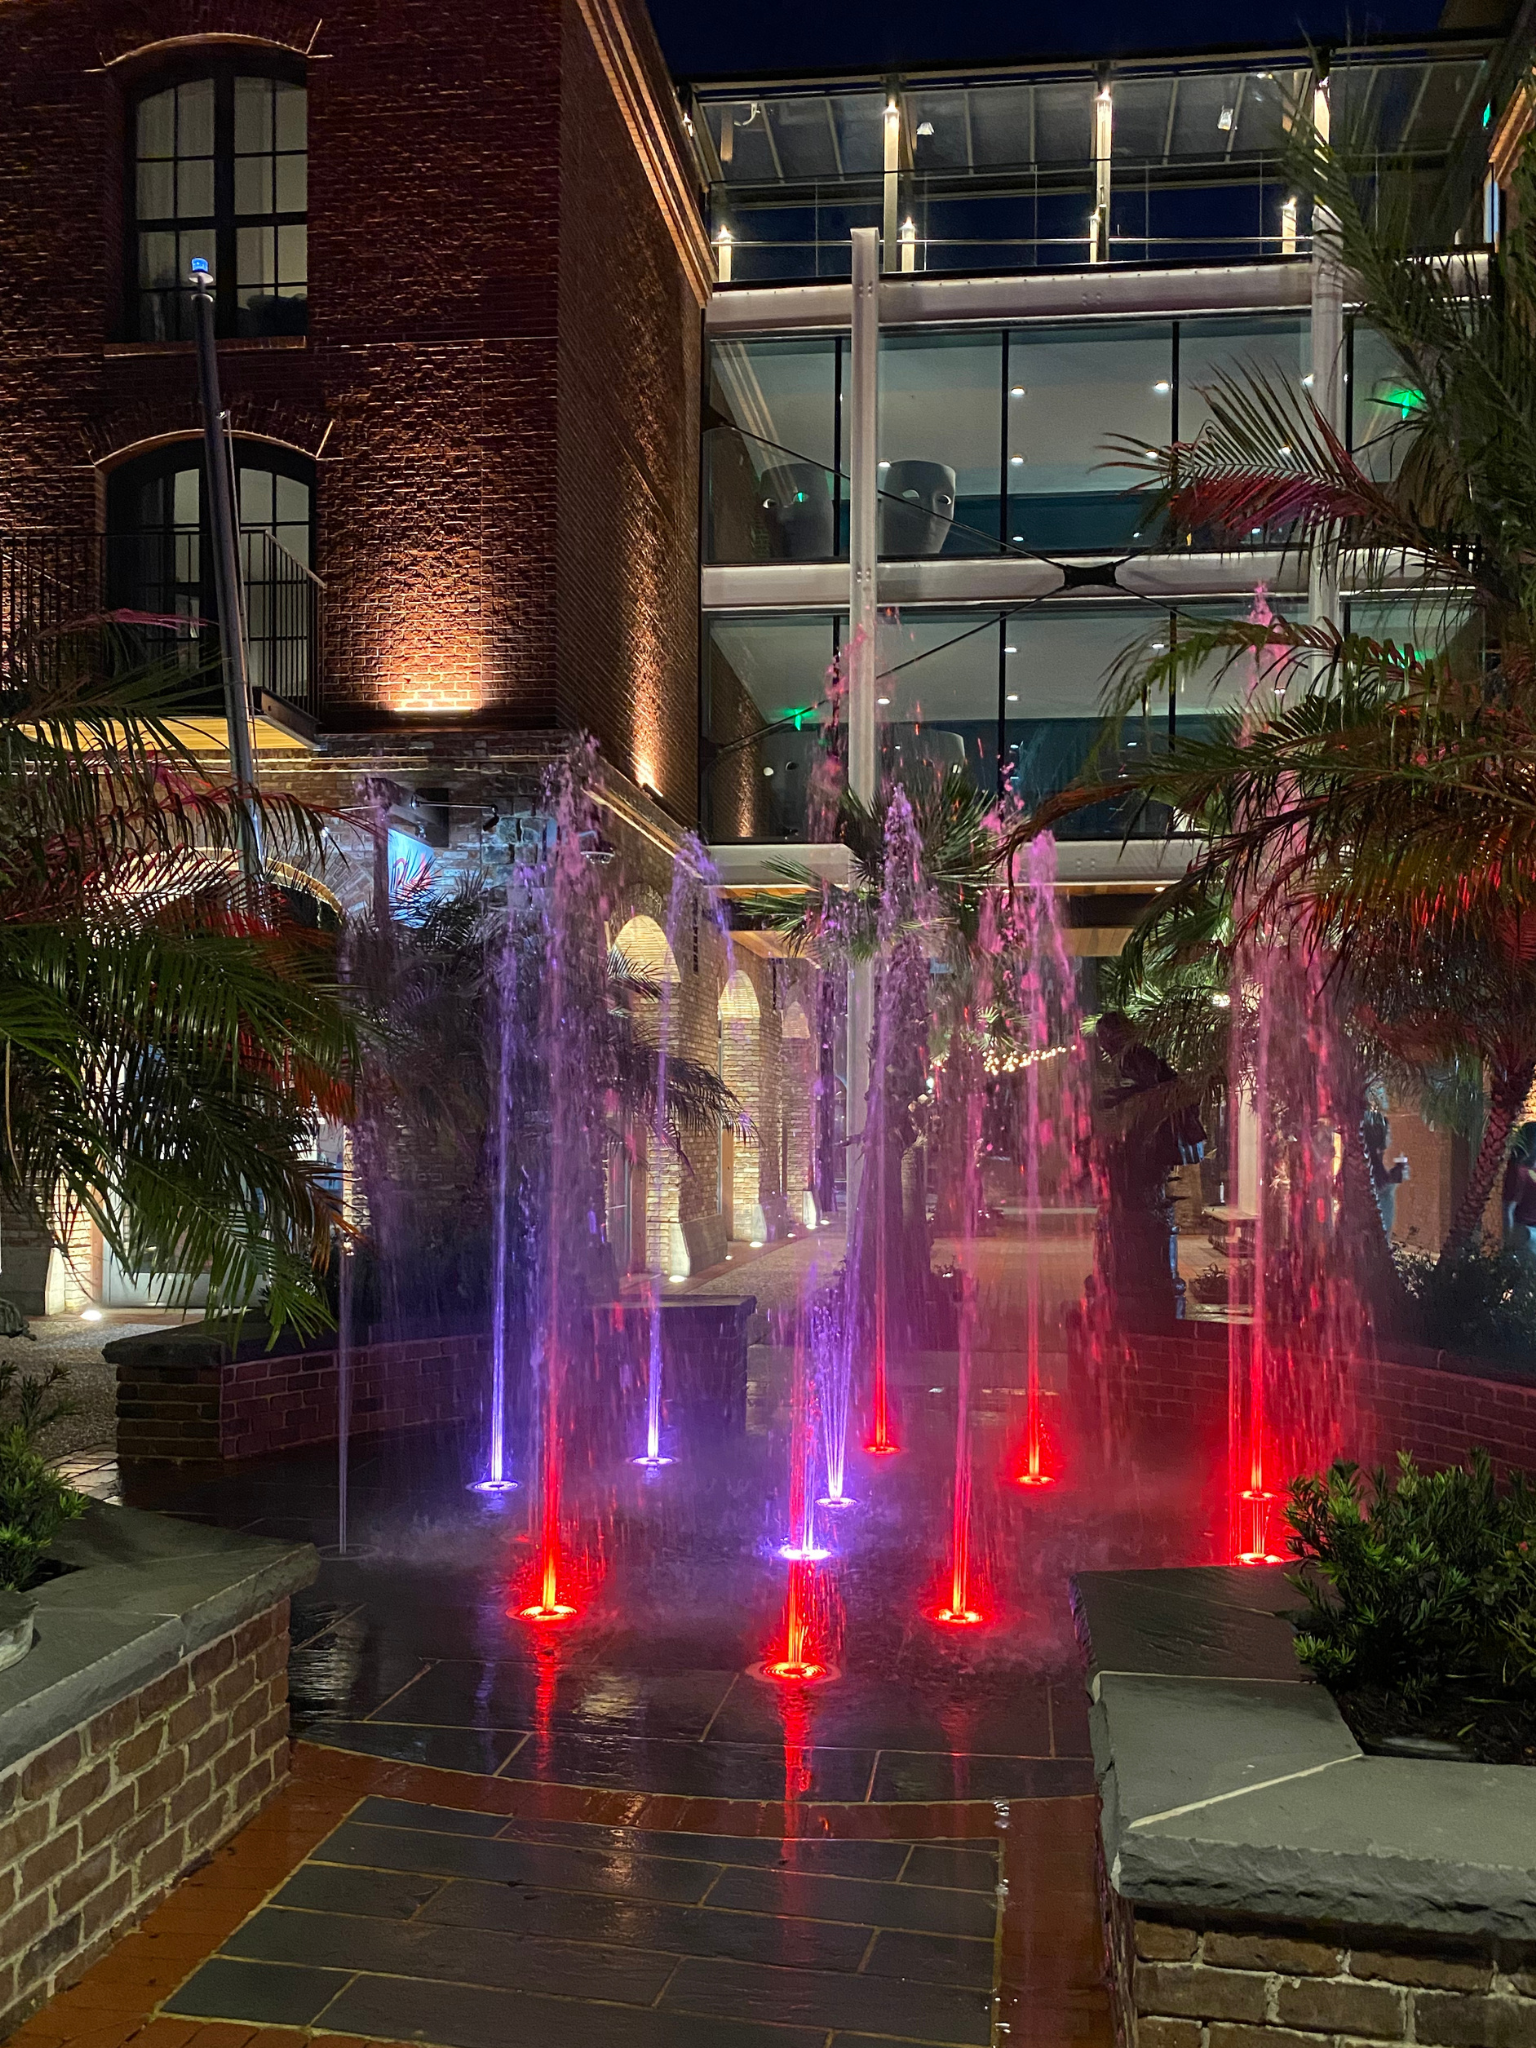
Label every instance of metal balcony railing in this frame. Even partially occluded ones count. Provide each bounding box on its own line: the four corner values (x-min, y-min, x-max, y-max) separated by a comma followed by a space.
0, 528, 320, 723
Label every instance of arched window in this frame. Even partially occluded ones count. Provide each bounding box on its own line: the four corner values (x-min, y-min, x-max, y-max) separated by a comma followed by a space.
129, 58, 307, 340
106, 440, 316, 707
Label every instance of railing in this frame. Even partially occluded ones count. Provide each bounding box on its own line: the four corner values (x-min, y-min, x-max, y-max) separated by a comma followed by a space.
0, 529, 320, 723
695, 46, 1495, 287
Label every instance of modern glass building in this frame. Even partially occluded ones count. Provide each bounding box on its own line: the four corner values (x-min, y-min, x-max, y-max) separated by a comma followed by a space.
686, 36, 1504, 898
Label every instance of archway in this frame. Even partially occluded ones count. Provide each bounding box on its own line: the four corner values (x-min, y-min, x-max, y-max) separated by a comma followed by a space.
781, 998, 819, 1228
719, 969, 765, 1243
611, 914, 685, 1276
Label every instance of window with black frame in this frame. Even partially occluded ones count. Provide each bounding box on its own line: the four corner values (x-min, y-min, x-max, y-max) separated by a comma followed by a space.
130, 61, 307, 341
106, 441, 317, 711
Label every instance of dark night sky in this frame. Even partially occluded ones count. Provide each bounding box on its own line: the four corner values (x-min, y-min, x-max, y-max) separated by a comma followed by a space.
648, 0, 1449, 81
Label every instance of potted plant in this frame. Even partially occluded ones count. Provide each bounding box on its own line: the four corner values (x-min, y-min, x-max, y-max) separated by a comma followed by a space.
0, 1363, 86, 1668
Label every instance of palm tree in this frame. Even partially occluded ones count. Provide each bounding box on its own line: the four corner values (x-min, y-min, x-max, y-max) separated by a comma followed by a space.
999, 118, 1536, 1280
0, 622, 354, 1333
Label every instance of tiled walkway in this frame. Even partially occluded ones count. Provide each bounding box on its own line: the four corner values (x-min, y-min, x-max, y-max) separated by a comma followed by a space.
7, 1744, 1111, 2048
169, 1796, 998, 2045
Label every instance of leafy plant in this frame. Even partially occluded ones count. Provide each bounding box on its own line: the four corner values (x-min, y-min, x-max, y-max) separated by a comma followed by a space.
0, 1362, 86, 1593
1287, 1452, 1536, 1714
0, 626, 356, 1334
1392, 1244, 1536, 1370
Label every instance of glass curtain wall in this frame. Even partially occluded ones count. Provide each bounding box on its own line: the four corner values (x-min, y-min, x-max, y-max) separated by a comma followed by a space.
705, 337, 840, 562
878, 333, 1003, 556
705, 314, 1308, 563
704, 597, 1323, 839
694, 53, 1489, 281
1006, 323, 1171, 549
702, 613, 843, 840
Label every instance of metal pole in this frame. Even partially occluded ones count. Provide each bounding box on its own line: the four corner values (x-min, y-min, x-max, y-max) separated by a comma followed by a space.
847, 226, 880, 1219
1308, 73, 1344, 639
881, 96, 902, 274
190, 259, 262, 885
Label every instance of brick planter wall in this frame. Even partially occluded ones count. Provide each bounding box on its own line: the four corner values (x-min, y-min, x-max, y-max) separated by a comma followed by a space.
1086, 1321, 1536, 1482
112, 1331, 486, 1465
0, 1601, 292, 2035
1108, 1893, 1536, 2048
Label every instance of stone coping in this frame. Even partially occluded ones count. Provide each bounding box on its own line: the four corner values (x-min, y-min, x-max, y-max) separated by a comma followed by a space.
0, 1502, 317, 1776
1073, 1564, 1536, 1943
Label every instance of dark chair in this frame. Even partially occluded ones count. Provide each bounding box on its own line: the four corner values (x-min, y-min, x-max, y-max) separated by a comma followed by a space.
880, 460, 956, 557
760, 462, 834, 560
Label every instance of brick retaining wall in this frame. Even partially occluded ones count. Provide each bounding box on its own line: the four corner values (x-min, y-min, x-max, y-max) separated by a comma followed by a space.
1108, 1892, 1536, 2048
0, 1601, 291, 2035
1097, 1322, 1536, 1478
114, 1331, 486, 1465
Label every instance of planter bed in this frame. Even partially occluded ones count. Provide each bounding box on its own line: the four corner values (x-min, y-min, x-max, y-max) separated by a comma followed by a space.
0, 1503, 316, 2034
1074, 1563, 1536, 2048
107, 1319, 488, 1465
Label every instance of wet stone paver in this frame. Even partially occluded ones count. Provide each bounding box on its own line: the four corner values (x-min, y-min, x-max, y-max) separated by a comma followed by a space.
165, 1794, 1001, 2047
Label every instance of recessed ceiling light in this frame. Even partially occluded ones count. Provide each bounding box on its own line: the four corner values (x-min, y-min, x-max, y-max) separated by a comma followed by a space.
1154, 380, 1170, 394
763, 765, 775, 777
1004, 644, 1017, 653
876, 695, 891, 705
878, 459, 891, 469
1010, 385, 1026, 396
1010, 455, 1024, 466
1006, 692, 1019, 702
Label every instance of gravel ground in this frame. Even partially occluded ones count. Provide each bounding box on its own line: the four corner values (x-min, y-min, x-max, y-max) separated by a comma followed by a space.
0, 1315, 189, 1460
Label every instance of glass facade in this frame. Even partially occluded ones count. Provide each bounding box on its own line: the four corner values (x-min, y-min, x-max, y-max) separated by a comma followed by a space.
699, 598, 1322, 841
703, 613, 842, 842
705, 314, 1317, 563
879, 332, 1003, 556
706, 337, 840, 561
692, 49, 1490, 283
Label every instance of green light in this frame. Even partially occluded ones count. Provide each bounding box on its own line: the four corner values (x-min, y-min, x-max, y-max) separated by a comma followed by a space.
1378, 383, 1424, 421
781, 705, 815, 731
1484, 101, 1492, 127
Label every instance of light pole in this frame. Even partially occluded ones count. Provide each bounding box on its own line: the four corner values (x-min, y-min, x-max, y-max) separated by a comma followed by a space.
189, 256, 262, 887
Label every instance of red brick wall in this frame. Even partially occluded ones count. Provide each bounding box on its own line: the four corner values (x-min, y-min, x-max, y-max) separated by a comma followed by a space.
1097, 1322, 1536, 1482
0, 0, 702, 790
117, 1329, 486, 1463
555, 0, 701, 820
0, 1602, 291, 2036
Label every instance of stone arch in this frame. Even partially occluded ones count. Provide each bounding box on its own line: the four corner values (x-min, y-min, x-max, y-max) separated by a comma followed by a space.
719, 970, 765, 1243
611, 914, 686, 1277
611, 913, 681, 987
780, 1000, 819, 1227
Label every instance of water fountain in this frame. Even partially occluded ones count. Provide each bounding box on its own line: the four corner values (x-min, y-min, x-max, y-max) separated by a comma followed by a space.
470, 897, 520, 1496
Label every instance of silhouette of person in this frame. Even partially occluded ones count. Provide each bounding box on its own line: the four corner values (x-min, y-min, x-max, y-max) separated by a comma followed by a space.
1362, 1108, 1410, 1238
1093, 1011, 1206, 1324
1502, 1124, 1536, 1261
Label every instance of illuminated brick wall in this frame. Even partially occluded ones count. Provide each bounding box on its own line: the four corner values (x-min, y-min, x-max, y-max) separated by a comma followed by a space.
0, 0, 704, 810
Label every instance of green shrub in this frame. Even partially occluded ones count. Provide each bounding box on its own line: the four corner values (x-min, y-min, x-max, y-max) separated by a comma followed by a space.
1393, 1243, 1536, 1369
0, 1363, 87, 1593
1286, 1451, 1536, 1713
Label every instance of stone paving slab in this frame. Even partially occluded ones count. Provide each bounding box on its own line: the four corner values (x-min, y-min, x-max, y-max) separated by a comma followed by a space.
164, 1794, 1002, 2047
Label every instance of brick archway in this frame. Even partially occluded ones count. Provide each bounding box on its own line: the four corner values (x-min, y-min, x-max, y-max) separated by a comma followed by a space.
612, 915, 686, 1276
719, 969, 764, 1244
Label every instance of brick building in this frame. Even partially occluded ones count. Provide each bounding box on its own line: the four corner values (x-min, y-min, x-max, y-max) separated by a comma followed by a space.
0, 0, 829, 1302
